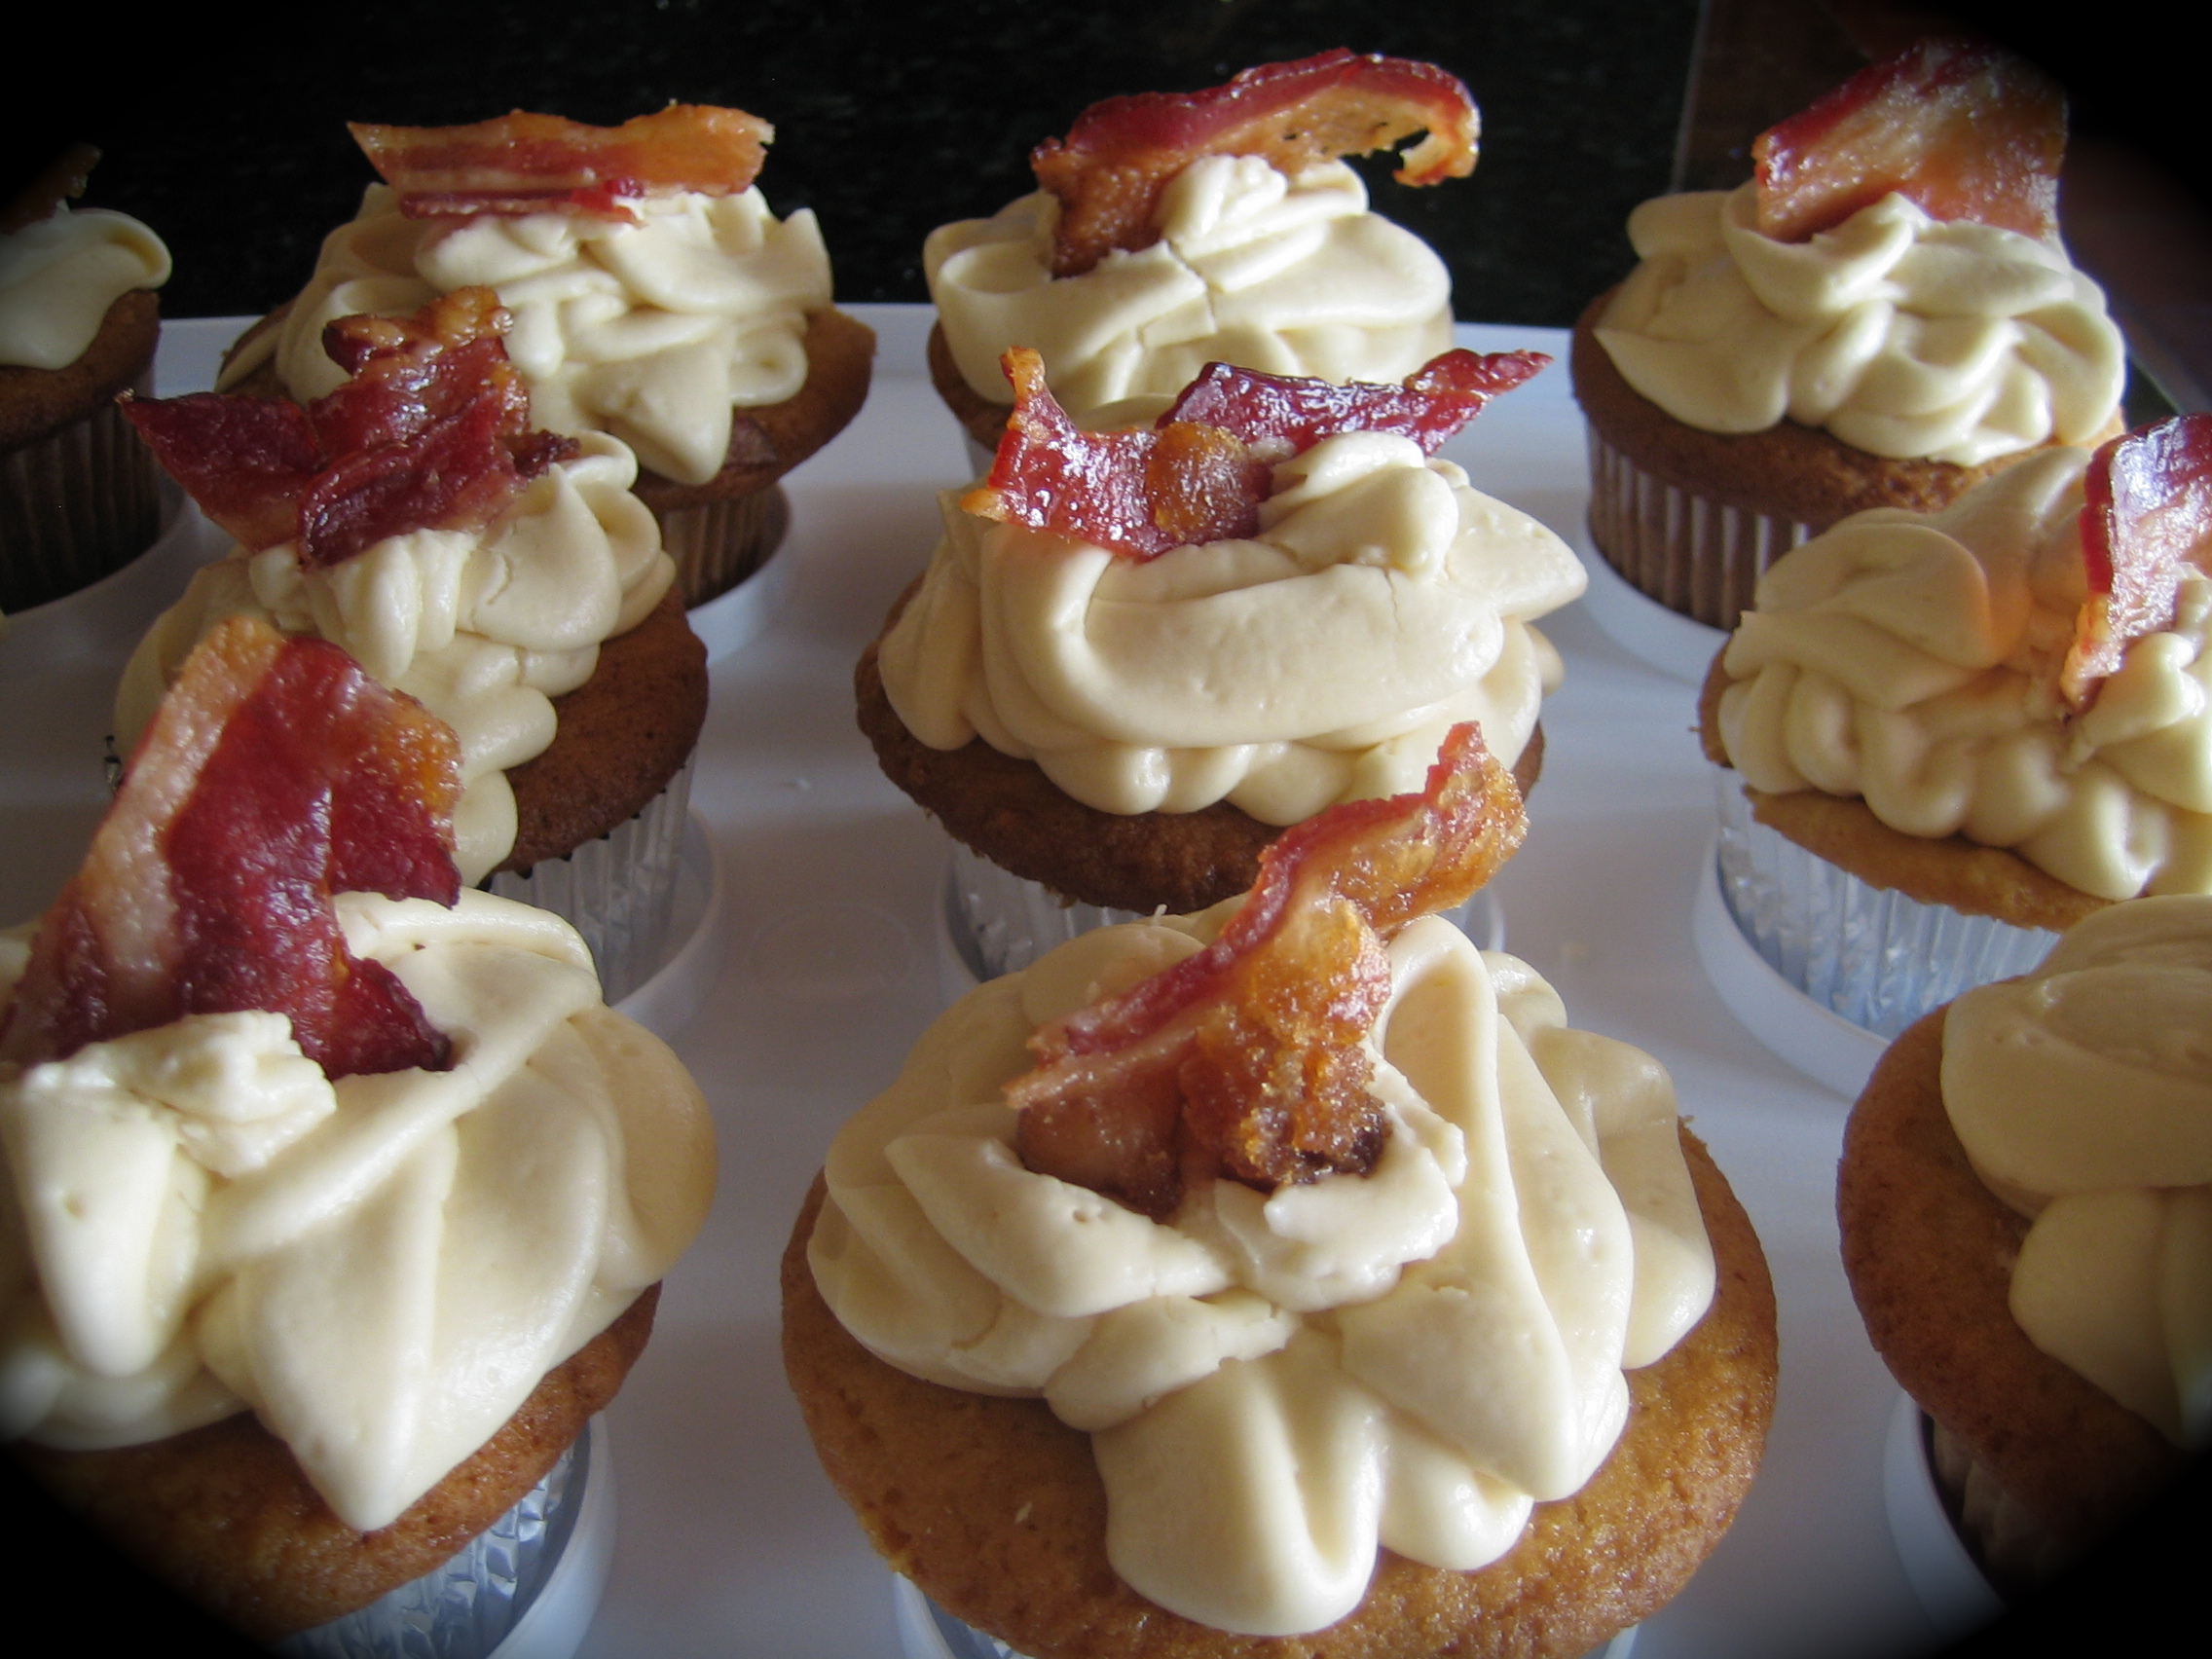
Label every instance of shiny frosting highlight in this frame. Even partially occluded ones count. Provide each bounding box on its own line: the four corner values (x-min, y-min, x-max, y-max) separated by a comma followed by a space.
809, 909, 1714, 1636
0, 891, 715, 1531
1597, 184, 2121, 466
880, 431, 1583, 823
927, 157, 1454, 429
1716, 447, 2212, 902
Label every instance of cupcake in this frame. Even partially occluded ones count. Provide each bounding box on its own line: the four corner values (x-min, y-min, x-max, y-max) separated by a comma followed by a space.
0, 615, 716, 1644
218, 105, 873, 608
862, 347, 1581, 973
926, 50, 1476, 455
1836, 895, 2205, 1598
1698, 416, 2212, 1036
785, 726, 1777, 1655
121, 288, 707, 999
1, 144, 171, 617
1571, 38, 2125, 631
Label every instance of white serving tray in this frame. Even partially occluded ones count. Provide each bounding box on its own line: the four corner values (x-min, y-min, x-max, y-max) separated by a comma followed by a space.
0, 310, 1973, 1658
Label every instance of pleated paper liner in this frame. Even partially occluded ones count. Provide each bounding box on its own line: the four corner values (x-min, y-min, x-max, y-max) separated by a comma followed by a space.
276, 1417, 614, 1659
1711, 775, 2057, 1042
1584, 426, 1814, 634
487, 758, 694, 1006
1, 395, 165, 616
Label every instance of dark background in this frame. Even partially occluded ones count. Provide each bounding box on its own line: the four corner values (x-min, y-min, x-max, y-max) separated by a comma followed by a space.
5, 1, 2206, 1653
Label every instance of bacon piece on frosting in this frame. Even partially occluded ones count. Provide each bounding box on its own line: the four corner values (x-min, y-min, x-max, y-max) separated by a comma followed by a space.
1010, 722, 1526, 1219
1751, 38, 2064, 244
1161, 348, 1549, 460
350, 104, 773, 222
123, 288, 575, 570
964, 347, 1540, 559
2060, 415, 2212, 708
0, 618, 461, 1080
1033, 50, 1480, 277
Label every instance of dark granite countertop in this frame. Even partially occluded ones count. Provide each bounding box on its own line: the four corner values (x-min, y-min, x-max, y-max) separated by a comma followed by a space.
28, 0, 1702, 327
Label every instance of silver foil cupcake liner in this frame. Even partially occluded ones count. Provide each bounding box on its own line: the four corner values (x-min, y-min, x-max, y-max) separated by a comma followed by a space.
894, 1577, 1031, 1659
1584, 427, 1813, 632
276, 1420, 595, 1659
944, 840, 1504, 983
1, 393, 164, 615
1712, 773, 2058, 1038
488, 757, 693, 1004
652, 484, 791, 609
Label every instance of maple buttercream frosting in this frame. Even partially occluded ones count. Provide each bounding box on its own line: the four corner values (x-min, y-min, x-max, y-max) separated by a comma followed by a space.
0, 889, 715, 1532
115, 432, 675, 882
1594, 183, 2121, 467
226, 183, 832, 488
1941, 896, 2212, 1450
879, 430, 1582, 823
809, 908, 1715, 1636
0, 203, 170, 372
928, 157, 1453, 430
1713, 446, 2212, 903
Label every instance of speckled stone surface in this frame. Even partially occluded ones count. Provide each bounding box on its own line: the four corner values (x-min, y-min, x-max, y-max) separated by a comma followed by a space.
21, 0, 1700, 328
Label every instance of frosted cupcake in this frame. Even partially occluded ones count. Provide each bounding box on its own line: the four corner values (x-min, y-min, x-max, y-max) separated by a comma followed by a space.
926, 50, 1475, 456
220, 105, 873, 608
1, 145, 171, 617
124, 289, 705, 998
1, 616, 715, 1644
1572, 39, 2124, 630
1838, 896, 2206, 1596
786, 729, 1777, 1656
861, 348, 1581, 973
1698, 416, 2212, 1036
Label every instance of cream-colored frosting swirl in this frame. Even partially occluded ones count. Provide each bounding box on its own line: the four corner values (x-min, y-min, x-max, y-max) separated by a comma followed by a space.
880, 431, 1582, 822
115, 433, 675, 882
1595, 184, 2122, 466
0, 204, 171, 370
225, 183, 832, 486
0, 891, 716, 1530
810, 908, 1714, 1636
927, 157, 1454, 428
1941, 895, 2212, 1449
1715, 446, 2212, 902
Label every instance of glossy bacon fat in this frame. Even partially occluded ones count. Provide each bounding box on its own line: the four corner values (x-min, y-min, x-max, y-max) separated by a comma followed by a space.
962, 346, 1546, 559
0, 618, 461, 1079
1033, 50, 1479, 277
1010, 722, 1526, 1219
350, 104, 772, 222
2061, 414, 2212, 708
1751, 38, 2064, 243
124, 288, 575, 570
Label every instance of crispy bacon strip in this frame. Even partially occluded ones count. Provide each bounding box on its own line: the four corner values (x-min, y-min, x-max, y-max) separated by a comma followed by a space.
0, 618, 460, 1079
123, 288, 576, 570
964, 347, 1540, 558
1751, 38, 2064, 244
2060, 415, 2212, 708
962, 349, 1269, 557
351, 105, 772, 222
1033, 50, 1479, 277
1010, 722, 1526, 1218
1161, 349, 1550, 460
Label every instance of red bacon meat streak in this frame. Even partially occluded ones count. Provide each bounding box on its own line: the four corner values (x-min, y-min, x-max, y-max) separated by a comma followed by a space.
0, 617, 461, 1081
1751, 38, 2065, 244
350, 104, 773, 223
1032, 49, 1480, 278
2061, 414, 2212, 709
1009, 722, 1527, 1221
123, 288, 578, 572
964, 346, 1549, 560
